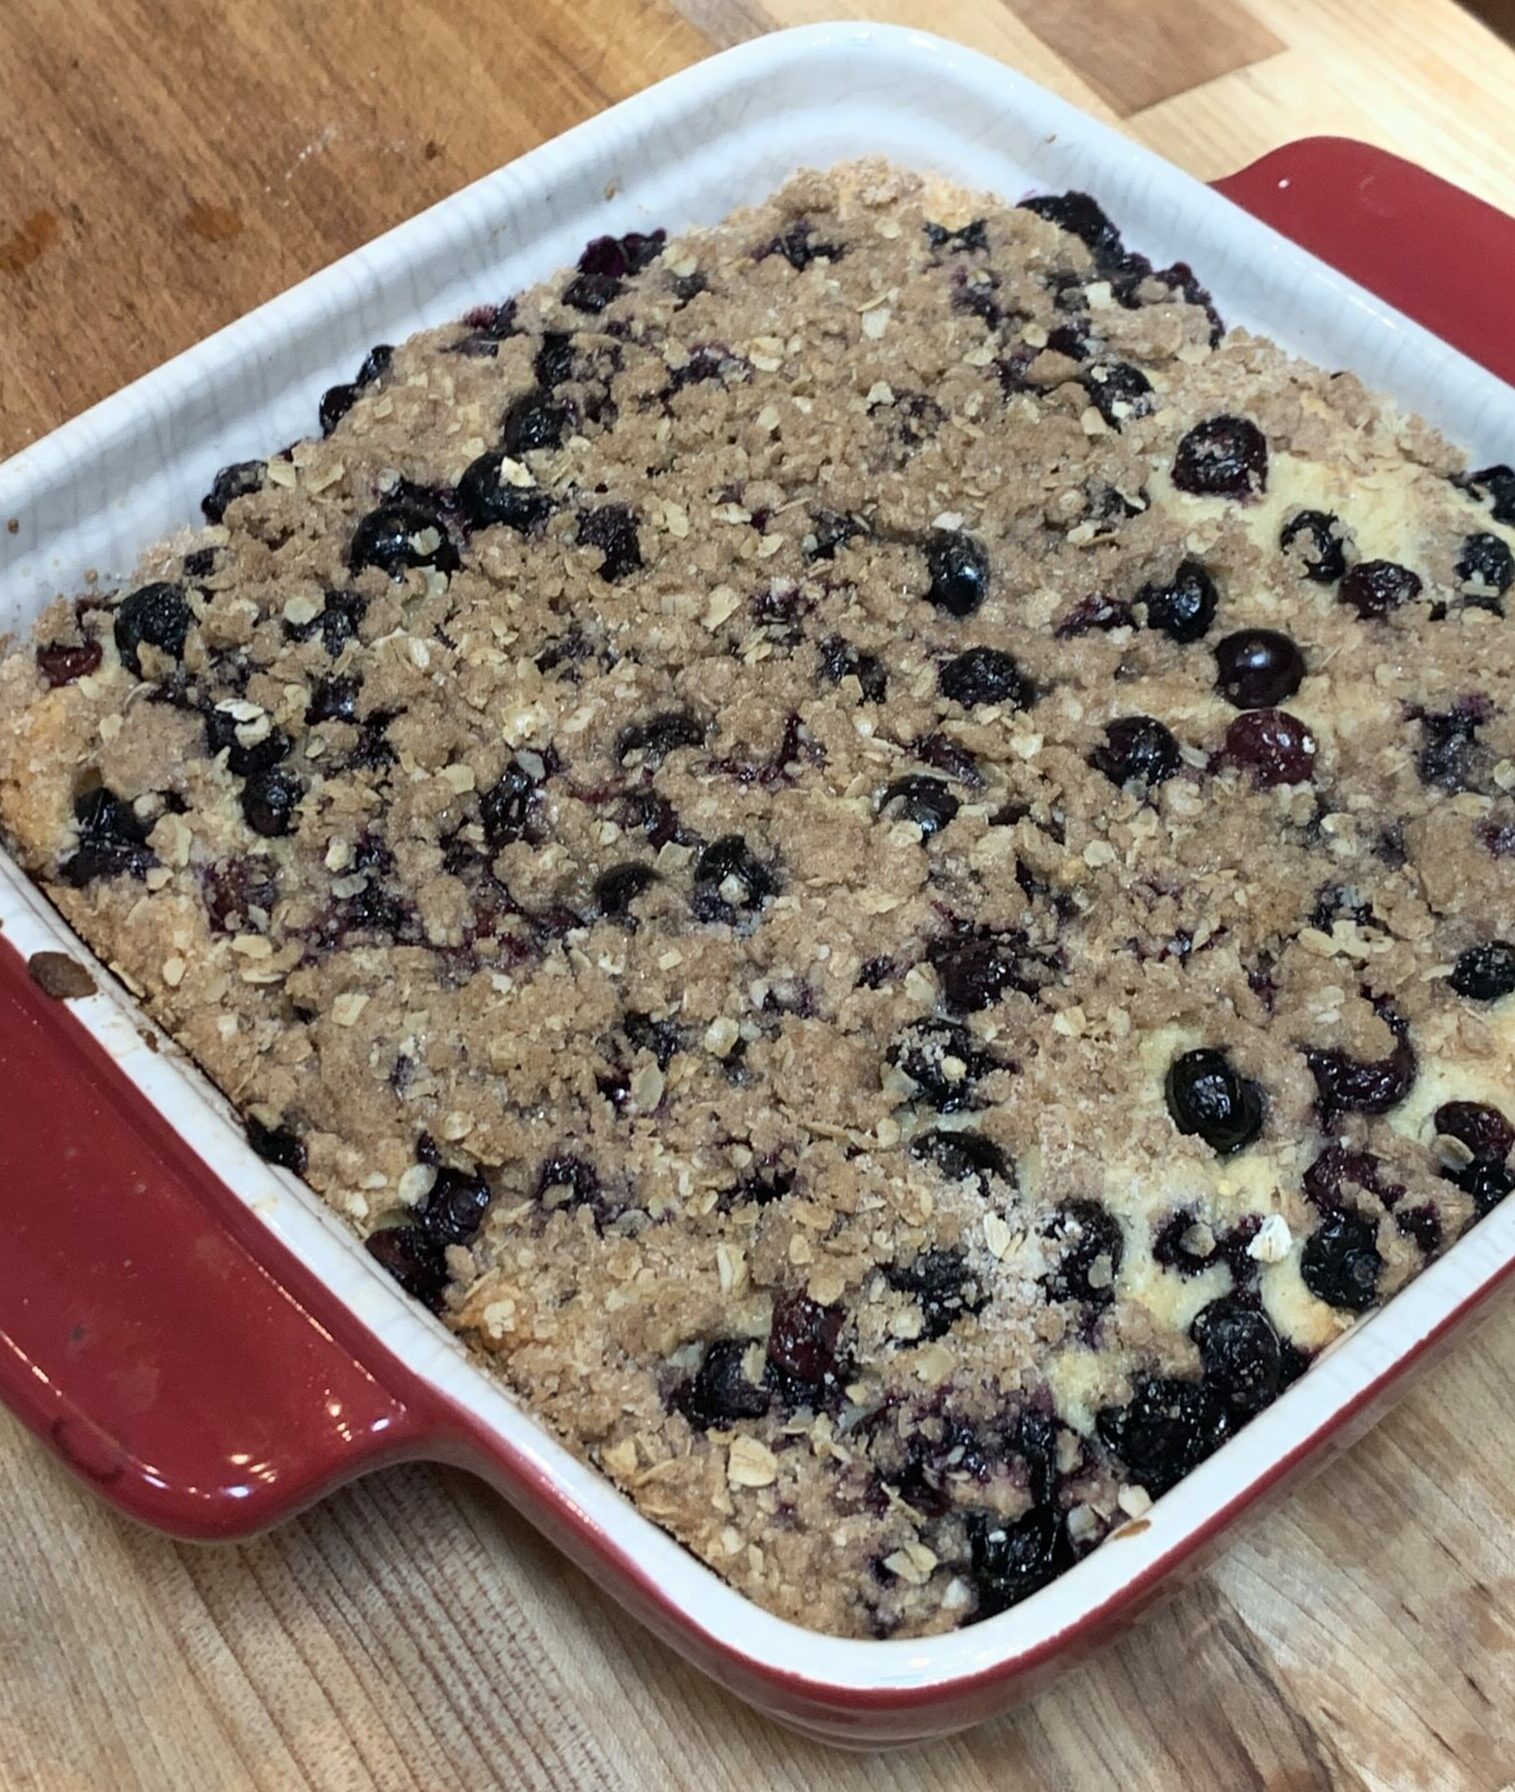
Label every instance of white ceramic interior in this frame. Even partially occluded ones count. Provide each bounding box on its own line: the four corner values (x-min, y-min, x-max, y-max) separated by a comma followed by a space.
0, 20, 1511, 1703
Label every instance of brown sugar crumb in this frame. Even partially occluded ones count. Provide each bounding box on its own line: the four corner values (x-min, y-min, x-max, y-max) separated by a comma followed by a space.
0, 162, 1511, 1638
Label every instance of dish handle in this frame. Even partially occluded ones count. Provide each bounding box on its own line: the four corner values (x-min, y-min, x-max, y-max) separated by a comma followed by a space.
0, 935, 441, 1537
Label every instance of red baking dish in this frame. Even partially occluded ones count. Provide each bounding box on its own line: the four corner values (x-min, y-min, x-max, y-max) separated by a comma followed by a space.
0, 25, 1512, 1745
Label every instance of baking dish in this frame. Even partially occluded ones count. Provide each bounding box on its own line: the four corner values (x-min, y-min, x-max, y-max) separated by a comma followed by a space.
1, 22, 1512, 1746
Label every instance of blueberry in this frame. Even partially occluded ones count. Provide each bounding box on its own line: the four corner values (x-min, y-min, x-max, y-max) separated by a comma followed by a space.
938, 646, 1034, 709
910, 1128, 1012, 1195
912, 732, 984, 788
1054, 592, 1134, 638
416, 1164, 492, 1245
924, 218, 989, 253
114, 582, 193, 677
1019, 191, 1121, 260
60, 787, 155, 886
1455, 532, 1514, 603
561, 271, 623, 313
594, 862, 658, 918
878, 775, 960, 838
203, 854, 280, 932
181, 547, 219, 579
319, 386, 361, 436
1042, 1200, 1124, 1306
621, 1010, 686, 1070
201, 460, 265, 523
884, 1248, 986, 1340
966, 1505, 1070, 1619
887, 1018, 996, 1113
455, 452, 554, 535
924, 532, 990, 618
1096, 1377, 1230, 1495
535, 1154, 613, 1226
241, 767, 303, 838
1449, 940, 1515, 1002
1090, 715, 1182, 789
1397, 1205, 1443, 1255
305, 675, 360, 725
286, 588, 367, 658
1416, 701, 1487, 792
577, 229, 665, 278
349, 498, 459, 578
818, 636, 887, 702
1300, 1210, 1382, 1311
1463, 463, 1515, 526
764, 1292, 846, 1409
204, 710, 292, 777
616, 710, 705, 768
1165, 1049, 1265, 1154
760, 218, 843, 271
674, 1338, 771, 1428
480, 760, 541, 847
1172, 416, 1267, 500
1139, 559, 1217, 643
1225, 709, 1317, 787
1434, 1100, 1515, 1216
577, 505, 642, 581
532, 331, 575, 389
36, 638, 102, 687
246, 1117, 307, 1174
691, 834, 776, 921
1280, 509, 1348, 583
1338, 559, 1421, 619
928, 929, 1059, 1013
1191, 1298, 1281, 1415
1083, 361, 1153, 428
806, 509, 867, 561
365, 1225, 448, 1312
1214, 629, 1305, 709
1305, 1002, 1417, 1117
502, 390, 572, 457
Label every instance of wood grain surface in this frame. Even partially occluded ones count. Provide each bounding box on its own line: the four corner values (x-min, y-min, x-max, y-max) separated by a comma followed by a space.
1, 3, 1513, 1788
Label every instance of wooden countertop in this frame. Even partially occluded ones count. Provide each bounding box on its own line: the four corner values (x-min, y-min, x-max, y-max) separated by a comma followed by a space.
1, 3, 1513, 1787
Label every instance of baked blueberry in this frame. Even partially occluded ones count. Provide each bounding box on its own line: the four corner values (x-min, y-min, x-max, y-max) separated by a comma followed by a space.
1171, 416, 1267, 500
1305, 1002, 1417, 1117
1191, 1297, 1281, 1415
480, 760, 541, 846
1090, 715, 1182, 789
594, 862, 659, 918
884, 1248, 986, 1340
319, 343, 391, 434
365, 1225, 448, 1312
1214, 629, 1305, 709
1165, 1049, 1265, 1154
1434, 1100, 1515, 1216
348, 497, 459, 578
246, 1117, 307, 1174
113, 581, 193, 677
1416, 700, 1488, 792
924, 218, 989, 253
1449, 940, 1515, 1002
452, 299, 519, 355
1019, 191, 1121, 260
691, 834, 776, 920
416, 1164, 493, 1246
305, 675, 360, 725
456, 452, 554, 534
36, 639, 102, 687
1300, 1210, 1382, 1311
1454, 531, 1513, 598
818, 636, 887, 702
60, 787, 155, 886
535, 1154, 613, 1226
910, 1128, 1012, 1194
675, 1338, 771, 1428
204, 710, 293, 778
1338, 559, 1421, 619
533, 331, 575, 388
1279, 509, 1348, 583
967, 1505, 1070, 1618
928, 929, 1059, 1014
616, 710, 705, 768
561, 270, 623, 313
201, 459, 265, 523
1224, 709, 1317, 787
1096, 1377, 1230, 1495
577, 505, 642, 581
1042, 1200, 1124, 1306
878, 775, 959, 838
502, 390, 572, 456
1463, 463, 1515, 526
1139, 559, 1217, 643
621, 1010, 686, 1070
577, 229, 665, 278
764, 1292, 845, 1408
1083, 361, 1153, 428
924, 532, 990, 618
760, 218, 843, 271
938, 646, 1034, 709
203, 855, 280, 932
1054, 592, 1134, 638
241, 767, 303, 838
887, 1018, 997, 1113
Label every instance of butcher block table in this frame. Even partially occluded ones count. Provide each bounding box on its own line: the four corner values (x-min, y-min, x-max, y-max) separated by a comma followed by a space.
2, 2, 1514, 1787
